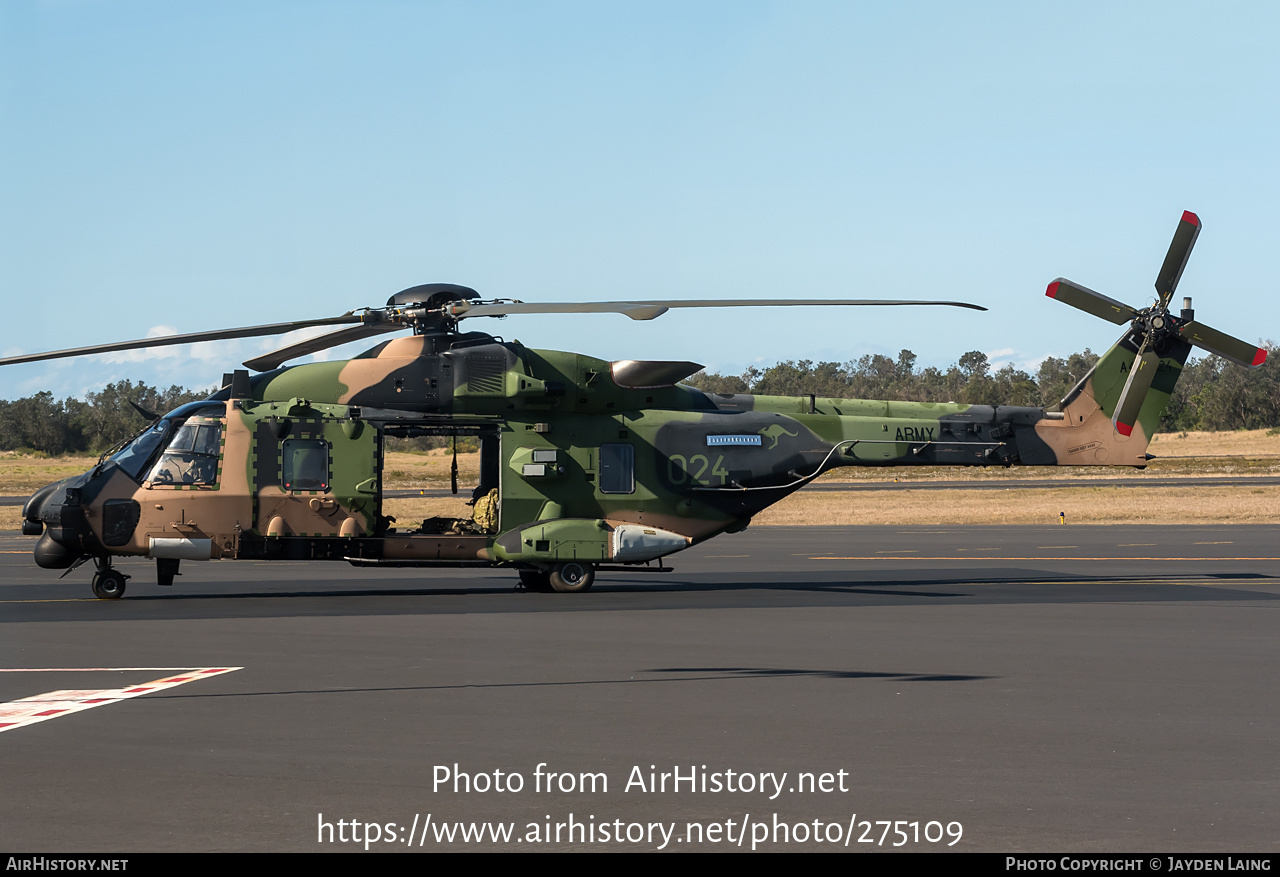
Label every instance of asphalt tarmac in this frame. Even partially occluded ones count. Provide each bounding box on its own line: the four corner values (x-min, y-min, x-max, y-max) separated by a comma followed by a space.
2, 524, 1278, 852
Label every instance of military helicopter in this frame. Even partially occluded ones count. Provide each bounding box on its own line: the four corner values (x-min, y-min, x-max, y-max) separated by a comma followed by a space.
4, 212, 1266, 597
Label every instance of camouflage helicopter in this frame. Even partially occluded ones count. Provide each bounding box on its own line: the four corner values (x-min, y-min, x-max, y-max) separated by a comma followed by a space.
4, 212, 1267, 597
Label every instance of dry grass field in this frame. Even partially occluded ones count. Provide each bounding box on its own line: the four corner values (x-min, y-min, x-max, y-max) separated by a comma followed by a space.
751, 484, 1280, 526
5, 429, 1279, 530
383, 447, 481, 488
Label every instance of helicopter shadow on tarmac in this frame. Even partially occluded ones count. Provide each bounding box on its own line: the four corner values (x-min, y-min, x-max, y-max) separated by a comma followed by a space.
125, 665, 997, 704
4, 566, 1277, 624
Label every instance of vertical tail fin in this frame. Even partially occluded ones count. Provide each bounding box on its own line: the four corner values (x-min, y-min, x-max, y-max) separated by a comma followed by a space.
1033, 328, 1191, 465
1039, 212, 1260, 465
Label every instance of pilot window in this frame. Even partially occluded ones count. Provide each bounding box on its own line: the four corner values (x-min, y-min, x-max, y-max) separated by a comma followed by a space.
282, 439, 330, 491
145, 421, 222, 486
598, 443, 634, 494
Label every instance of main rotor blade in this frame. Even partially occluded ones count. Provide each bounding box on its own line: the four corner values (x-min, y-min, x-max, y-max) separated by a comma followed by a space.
453, 299, 987, 321
1112, 342, 1160, 437
1154, 210, 1201, 306
1045, 279, 1139, 325
0, 315, 368, 367
243, 322, 404, 371
1178, 320, 1268, 368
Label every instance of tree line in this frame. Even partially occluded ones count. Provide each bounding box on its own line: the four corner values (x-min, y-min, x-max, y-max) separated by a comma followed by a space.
683, 344, 1280, 433
0, 381, 209, 456
1, 348, 1276, 456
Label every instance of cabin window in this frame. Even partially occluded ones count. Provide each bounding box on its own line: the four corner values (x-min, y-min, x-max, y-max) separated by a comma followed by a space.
598, 443, 634, 494
282, 439, 330, 491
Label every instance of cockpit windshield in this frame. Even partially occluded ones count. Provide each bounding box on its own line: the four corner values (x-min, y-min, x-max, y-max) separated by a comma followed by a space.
109, 401, 226, 482
145, 420, 222, 485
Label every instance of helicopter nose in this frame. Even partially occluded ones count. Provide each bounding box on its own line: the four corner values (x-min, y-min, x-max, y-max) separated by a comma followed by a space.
33, 530, 78, 569
21, 479, 59, 536
23, 479, 91, 569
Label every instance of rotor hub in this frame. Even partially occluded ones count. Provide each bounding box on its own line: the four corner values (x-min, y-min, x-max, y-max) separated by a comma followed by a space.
1134, 304, 1180, 350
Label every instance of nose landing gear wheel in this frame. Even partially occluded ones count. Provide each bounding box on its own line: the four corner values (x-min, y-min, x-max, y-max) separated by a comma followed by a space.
91, 569, 128, 600
549, 562, 595, 593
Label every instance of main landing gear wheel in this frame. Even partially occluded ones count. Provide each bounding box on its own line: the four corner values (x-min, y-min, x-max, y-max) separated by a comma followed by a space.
91, 568, 128, 600
549, 561, 595, 593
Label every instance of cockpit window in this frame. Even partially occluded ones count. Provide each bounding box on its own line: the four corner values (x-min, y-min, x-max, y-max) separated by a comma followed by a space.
108, 402, 226, 483
146, 420, 223, 486
110, 422, 170, 480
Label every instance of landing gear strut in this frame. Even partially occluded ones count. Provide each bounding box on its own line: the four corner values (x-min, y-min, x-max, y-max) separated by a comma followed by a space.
90, 558, 129, 600
518, 569, 552, 592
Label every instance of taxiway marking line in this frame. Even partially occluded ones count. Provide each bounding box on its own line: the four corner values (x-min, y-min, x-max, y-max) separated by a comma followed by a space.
810, 556, 1280, 562
0, 599, 106, 604
1019, 579, 1233, 586
0, 667, 241, 734
0, 667, 220, 672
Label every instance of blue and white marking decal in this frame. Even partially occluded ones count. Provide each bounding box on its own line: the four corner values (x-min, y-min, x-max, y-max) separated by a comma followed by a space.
706, 435, 762, 447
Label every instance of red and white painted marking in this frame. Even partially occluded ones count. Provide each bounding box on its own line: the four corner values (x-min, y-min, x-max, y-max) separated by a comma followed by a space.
0, 667, 241, 733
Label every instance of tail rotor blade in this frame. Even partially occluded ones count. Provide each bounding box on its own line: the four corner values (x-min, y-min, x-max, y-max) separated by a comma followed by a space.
1046, 279, 1139, 325
1112, 344, 1160, 437
1154, 211, 1201, 306
1178, 320, 1268, 368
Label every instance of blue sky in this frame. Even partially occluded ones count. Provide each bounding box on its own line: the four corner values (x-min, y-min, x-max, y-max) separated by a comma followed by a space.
3, 1, 1277, 400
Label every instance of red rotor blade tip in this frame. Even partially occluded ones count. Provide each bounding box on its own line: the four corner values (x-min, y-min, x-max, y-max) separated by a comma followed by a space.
1181, 210, 1200, 227
1254, 348, 1268, 367
1046, 281, 1060, 298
